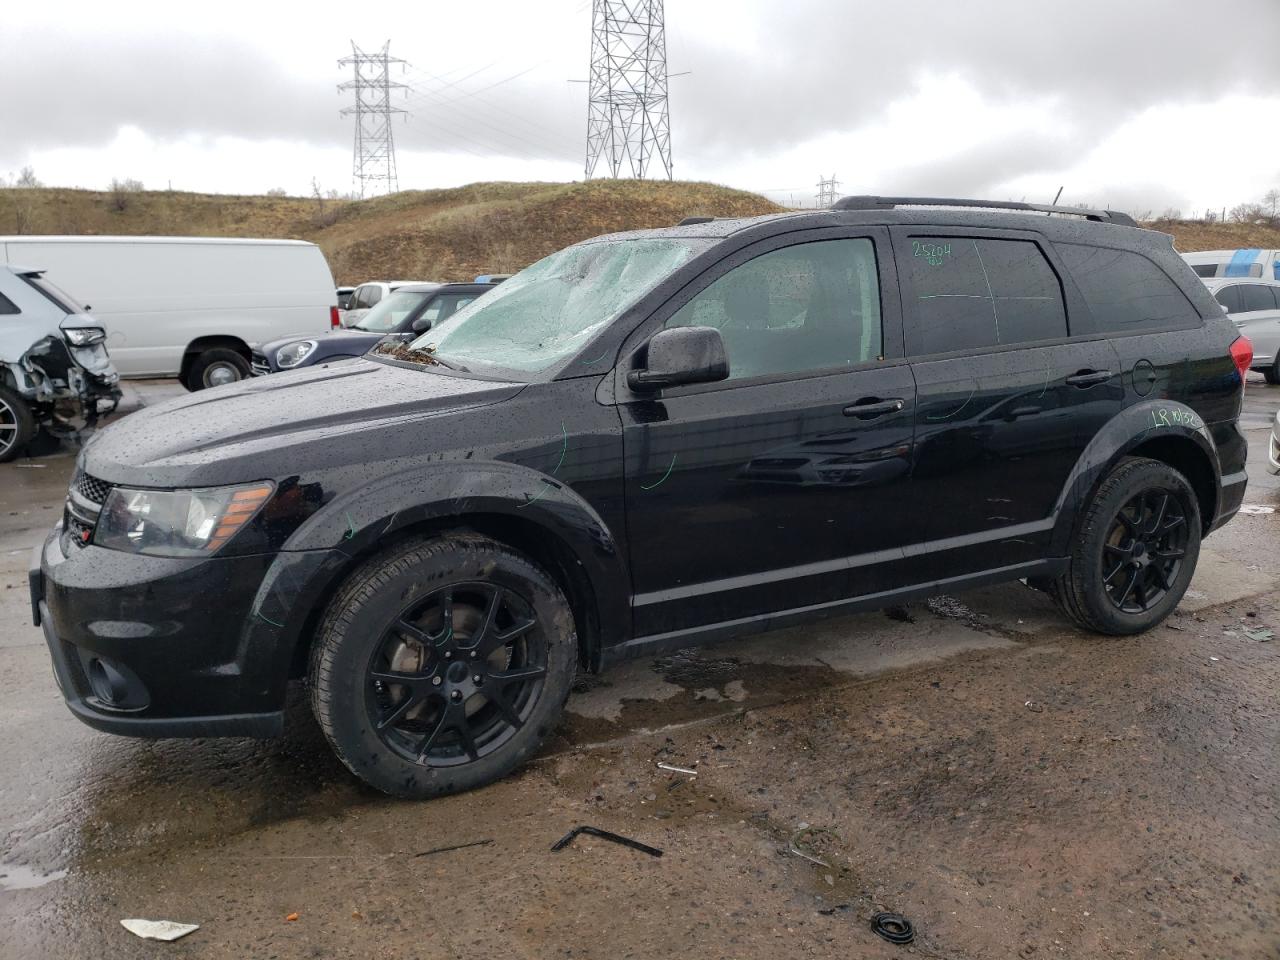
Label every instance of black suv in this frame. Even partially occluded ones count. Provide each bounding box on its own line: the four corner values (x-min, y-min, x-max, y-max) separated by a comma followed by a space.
30, 197, 1250, 799
251, 282, 496, 375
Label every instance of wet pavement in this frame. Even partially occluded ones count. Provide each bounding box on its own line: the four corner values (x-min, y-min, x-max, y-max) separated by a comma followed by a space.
1, 379, 1277, 959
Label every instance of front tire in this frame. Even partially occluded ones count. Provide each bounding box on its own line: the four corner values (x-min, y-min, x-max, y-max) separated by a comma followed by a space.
0, 386, 36, 463
186, 348, 249, 391
309, 534, 576, 799
1049, 457, 1201, 635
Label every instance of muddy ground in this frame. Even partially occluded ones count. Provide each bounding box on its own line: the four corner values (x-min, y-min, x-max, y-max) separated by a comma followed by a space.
1, 379, 1277, 960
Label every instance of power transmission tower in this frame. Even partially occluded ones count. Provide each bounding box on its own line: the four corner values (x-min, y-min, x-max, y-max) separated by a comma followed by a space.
815, 174, 841, 209
338, 41, 409, 198
585, 0, 673, 180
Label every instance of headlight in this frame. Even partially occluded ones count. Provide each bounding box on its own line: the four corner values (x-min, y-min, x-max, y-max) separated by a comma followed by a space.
94, 482, 274, 557
276, 340, 318, 368
63, 327, 107, 346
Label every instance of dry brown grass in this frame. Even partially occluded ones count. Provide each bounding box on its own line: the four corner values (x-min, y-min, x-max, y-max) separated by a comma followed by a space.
6, 182, 1277, 285
0, 180, 779, 284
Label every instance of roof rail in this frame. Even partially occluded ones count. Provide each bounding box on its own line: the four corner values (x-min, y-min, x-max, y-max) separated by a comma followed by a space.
677, 216, 716, 226
831, 195, 1138, 228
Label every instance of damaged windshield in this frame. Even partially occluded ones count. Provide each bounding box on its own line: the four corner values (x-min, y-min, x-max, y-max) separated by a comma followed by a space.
372, 237, 708, 379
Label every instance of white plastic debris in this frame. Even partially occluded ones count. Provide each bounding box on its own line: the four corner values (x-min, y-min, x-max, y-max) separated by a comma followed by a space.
120, 919, 199, 941
1238, 504, 1275, 515
656, 762, 697, 775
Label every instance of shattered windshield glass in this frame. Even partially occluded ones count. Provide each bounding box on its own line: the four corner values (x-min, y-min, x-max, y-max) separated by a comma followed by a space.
373, 238, 708, 379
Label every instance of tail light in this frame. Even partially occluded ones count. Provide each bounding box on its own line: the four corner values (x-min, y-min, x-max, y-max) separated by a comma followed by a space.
1229, 336, 1253, 385
330, 305, 341, 329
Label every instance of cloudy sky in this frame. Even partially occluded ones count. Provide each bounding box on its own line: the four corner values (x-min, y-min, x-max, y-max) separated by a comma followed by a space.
4, 0, 1279, 214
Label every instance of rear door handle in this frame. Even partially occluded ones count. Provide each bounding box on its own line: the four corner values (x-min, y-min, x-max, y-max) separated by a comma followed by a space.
1065, 369, 1112, 387
843, 398, 905, 419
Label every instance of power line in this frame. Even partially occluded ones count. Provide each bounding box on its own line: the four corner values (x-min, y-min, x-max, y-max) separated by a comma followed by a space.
585, 0, 673, 180
338, 41, 409, 198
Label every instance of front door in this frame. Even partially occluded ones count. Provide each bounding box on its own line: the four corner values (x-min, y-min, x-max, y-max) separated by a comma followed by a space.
891, 229, 1123, 577
618, 229, 918, 641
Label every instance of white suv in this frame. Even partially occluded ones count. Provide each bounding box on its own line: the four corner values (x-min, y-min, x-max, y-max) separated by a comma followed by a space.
341, 280, 437, 327
1202, 278, 1280, 383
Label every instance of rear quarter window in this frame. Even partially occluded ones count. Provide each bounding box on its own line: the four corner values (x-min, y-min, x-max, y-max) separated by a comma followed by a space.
1057, 243, 1201, 333
0, 292, 18, 315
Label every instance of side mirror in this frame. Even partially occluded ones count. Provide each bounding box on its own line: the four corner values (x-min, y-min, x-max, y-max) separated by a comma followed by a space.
411, 316, 433, 333
627, 326, 729, 391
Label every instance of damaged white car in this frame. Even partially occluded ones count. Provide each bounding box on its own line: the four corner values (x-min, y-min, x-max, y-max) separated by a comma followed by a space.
0, 265, 120, 462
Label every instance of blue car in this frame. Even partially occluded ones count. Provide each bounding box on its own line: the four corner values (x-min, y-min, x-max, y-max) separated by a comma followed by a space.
252, 282, 495, 375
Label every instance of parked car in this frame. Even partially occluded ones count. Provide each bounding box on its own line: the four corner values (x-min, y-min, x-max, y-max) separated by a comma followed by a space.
252, 283, 495, 375
0, 266, 120, 462
336, 286, 356, 310
1201, 278, 1280, 383
0, 236, 338, 391
1270, 410, 1280, 476
1182, 248, 1280, 281
341, 280, 436, 327
32, 196, 1250, 801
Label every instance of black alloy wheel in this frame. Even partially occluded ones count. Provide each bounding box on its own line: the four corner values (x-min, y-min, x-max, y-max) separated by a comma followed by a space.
367, 582, 547, 767
1047, 456, 1201, 635
310, 534, 576, 799
1101, 489, 1189, 614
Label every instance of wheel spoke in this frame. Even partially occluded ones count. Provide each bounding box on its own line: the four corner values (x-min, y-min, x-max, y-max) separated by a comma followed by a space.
396, 619, 428, 644
415, 708, 451, 761
1161, 514, 1185, 534
1155, 548, 1185, 561
1103, 561, 1127, 585
453, 715, 480, 762
1150, 494, 1169, 535
490, 664, 547, 688
1116, 568, 1140, 606
493, 616, 536, 645
487, 692, 525, 729
1152, 564, 1173, 591
430, 590, 455, 643
1132, 577, 1147, 610
370, 668, 427, 685
376, 690, 420, 731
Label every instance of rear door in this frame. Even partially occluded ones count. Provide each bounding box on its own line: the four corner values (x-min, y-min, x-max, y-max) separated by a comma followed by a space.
892, 229, 1123, 577
618, 228, 918, 639
1218, 283, 1280, 370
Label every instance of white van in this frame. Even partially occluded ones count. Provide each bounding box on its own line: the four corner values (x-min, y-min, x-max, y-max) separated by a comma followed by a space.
1181, 248, 1280, 281
0, 237, 338, 390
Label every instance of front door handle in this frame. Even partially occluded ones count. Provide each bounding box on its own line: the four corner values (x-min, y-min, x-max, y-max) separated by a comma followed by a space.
843, 398, 905, 419
1065, 369, 1112, 388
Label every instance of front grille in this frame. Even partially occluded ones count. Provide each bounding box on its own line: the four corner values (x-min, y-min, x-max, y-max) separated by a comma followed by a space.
74, 471, 111, 504
250, 351, 270, 376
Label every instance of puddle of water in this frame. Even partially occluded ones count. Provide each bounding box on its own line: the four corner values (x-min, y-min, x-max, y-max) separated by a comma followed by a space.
0, 863, 68, 891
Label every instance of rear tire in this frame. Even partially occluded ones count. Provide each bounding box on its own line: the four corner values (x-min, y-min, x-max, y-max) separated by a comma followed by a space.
309, 534, 576, 799
186, 348, 249, 391
1263, 360, 1280, 386
1049, 457, 1201, 635
0, 386, 36, 463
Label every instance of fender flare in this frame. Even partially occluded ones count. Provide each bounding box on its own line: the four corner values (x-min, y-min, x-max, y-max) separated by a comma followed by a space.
246, 460, 632, 696
1049, 399, 1220, 554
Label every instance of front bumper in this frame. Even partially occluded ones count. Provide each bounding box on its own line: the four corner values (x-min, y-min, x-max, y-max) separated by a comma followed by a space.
30, 526, 343, 738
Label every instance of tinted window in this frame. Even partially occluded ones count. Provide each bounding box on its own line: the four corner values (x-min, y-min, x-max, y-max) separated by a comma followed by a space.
904, 237, 1066, 355
1190, 263, 1218, 278
422, 294, 477, 324
1215, 286, 1245, 314
1057, 244, 1201, 332
0, 292, 18, 314
1239, 284, 1277, 313
665, 238, 882, 381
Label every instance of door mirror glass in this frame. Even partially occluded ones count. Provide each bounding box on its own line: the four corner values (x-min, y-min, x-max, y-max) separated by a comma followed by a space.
628, 326, 728, 390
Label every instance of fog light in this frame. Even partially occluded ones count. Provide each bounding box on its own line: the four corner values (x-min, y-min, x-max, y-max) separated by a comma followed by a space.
88, 658, 129, 705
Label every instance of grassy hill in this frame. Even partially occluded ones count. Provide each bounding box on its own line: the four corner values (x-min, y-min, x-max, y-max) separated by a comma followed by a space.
2, 182, 1277, 285
0, 181, 781, 284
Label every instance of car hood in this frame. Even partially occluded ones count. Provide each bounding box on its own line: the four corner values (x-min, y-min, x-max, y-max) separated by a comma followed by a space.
259, 328, 386, 356
83, 357, 525, 487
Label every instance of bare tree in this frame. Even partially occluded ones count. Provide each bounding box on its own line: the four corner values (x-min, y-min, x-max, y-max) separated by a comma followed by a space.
109, 177, 144, 212
266, 187, 288, 197
1157, 207, 1182, 221
1228, 202, 1265, 223
15, 166, 42, 188
1264, 189, 1280, 217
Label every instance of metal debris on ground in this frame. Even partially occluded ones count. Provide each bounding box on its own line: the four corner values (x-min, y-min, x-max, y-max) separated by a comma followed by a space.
550, 826, 663, 858
1024, 700, 1044, 712
656, 762, 697, 775
1238, 504, 1275, 515
413, 839, 494, 858
1242, 628, 1274, 642
120, 919, 200, 941
870, 911, 916, 945
788, 826, 833, 868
